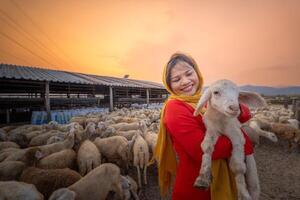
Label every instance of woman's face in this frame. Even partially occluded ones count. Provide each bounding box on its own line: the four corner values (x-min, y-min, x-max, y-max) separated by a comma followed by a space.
169, 61, 199, 96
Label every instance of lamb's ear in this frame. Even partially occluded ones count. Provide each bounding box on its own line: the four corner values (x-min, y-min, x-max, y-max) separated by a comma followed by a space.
194, 88, 211, 116
239, 91, 267, 109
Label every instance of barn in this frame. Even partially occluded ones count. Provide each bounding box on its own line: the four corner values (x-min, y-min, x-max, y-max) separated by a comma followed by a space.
0, 64, 168, 125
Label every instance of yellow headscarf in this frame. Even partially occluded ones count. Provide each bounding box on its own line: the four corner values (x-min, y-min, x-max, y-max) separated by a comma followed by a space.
153, 53, 237, 199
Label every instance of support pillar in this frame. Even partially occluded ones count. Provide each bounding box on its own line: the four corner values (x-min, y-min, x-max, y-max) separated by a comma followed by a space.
45, 81, 51, 122
109, 86, 114, 111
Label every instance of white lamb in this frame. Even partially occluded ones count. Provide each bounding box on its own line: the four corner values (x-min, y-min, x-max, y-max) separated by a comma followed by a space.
193, 79, 266, 200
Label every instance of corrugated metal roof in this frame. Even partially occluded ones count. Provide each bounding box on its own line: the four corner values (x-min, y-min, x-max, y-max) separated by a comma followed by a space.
0, 64, 165, 89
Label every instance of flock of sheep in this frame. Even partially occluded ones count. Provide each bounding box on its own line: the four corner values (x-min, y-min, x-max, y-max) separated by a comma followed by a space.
0, 107, 160, 200
0, 98, 299, 200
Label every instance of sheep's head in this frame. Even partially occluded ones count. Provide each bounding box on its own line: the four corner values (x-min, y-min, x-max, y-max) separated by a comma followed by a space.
49, 188, 76, 200
194, 79, 266, 118
138, 120, 147, 133
86, 122, 96, 135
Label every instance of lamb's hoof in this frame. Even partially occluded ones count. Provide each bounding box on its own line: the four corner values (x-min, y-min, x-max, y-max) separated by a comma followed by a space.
193, 173, 212, 189
238, 192, 252, 200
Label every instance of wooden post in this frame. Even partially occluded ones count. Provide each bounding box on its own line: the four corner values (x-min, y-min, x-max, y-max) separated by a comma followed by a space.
146, 88, 150, 107
6, 109, 10, 124
45, 81, 51, 122
109, 86, 114, 112
296, 101, 300, 122
67, 83, 70, 98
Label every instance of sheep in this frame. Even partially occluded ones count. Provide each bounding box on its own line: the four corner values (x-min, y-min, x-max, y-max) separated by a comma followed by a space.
115, 130, 140, 140
193, 79, 266, 200
141, 131, 158, 154
1, 147, 42, 166
69, 116, 87, 128
0, 161, 26, 181
132, 131, 150, 188
93, 136, 135, 169
0, 141, 20, 151
282, 119, 299, 129
37, 149, 77, 170
111, 121, 147, 132
48, 163, 129, 200
0, 128, 7, 141
77, 140, 101, 176
37, 131, 75, 157
6, 132, 29, 148
0, 181, 44, 200
269, 122, 300, 150
20, 167, 82, 199
29, 130, 62, 146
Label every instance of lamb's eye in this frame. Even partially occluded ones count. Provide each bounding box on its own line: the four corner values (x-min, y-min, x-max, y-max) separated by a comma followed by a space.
213, 91, 220, 95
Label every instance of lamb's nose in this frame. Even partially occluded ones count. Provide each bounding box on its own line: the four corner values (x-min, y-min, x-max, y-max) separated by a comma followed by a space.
229, 105, 239, 112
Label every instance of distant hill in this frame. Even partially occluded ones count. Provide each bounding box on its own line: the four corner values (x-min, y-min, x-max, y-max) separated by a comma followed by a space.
239, 85, 300, 96
202, 85, 300, 95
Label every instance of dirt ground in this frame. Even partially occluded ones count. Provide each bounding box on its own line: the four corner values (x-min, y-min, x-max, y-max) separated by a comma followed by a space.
130, 137, 300, 200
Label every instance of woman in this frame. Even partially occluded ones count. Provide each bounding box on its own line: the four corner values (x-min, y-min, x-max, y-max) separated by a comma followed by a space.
154, 53, 253, 200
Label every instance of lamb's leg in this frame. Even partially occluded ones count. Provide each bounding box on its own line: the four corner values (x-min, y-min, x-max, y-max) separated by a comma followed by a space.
249, 121, 277, 142
136, 166, 142, 188
143, 165, 147, 185
227, 131, 251, 200
194, 131, 218, 189
245, 155, 260, 200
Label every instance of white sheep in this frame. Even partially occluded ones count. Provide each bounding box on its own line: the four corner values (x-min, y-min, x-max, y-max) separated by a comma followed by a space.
37, 131, 75, 157
0, 181, 44, 200
193, 79, 265, 200
132, 131, 150, 188
77, 140, 101, 176
93, 136, 134, 169
48, 163, 129, 200
37, 149, 77, 170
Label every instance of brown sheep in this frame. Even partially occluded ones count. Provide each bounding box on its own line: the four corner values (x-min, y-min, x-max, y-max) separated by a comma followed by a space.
20, 167, 82, 199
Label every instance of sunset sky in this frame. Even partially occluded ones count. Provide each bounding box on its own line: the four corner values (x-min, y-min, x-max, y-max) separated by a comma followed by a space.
0, 0, 299, 87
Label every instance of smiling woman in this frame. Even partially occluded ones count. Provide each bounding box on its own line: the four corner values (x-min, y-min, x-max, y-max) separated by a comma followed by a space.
154, 52, 254, 200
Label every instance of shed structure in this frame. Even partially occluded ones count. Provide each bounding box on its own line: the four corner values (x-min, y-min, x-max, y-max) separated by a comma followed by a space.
0, 64, 168, 124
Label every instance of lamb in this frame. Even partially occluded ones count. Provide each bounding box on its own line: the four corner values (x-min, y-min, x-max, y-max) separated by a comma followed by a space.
48, 163, 129, 200
193, 79, 265, 200
77, 140, 101, 176
20, 167, 82, 199
37, 149, 77, 170
0, 181, 44, 200
132, 131, 150, 188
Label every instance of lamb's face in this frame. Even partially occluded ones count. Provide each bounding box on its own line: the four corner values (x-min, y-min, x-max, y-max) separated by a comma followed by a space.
209, 80, 240, 117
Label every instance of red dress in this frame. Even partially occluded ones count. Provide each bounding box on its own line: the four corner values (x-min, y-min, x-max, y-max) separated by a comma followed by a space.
164, 99, 253, 200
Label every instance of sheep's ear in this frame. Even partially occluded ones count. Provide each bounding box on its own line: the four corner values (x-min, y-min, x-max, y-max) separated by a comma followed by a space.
239, 91, 267, 109
35, 150, 44, 160
194, 88, 211, 116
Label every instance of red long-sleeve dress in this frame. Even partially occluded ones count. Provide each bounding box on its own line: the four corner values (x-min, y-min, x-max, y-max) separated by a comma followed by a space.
164, 99, 254, 200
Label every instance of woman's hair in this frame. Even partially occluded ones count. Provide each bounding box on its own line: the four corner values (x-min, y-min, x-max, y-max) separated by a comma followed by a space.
166, 53, 199, 88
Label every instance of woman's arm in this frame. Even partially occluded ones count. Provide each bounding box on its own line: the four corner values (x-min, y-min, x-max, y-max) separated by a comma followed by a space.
164, 100, 233, 163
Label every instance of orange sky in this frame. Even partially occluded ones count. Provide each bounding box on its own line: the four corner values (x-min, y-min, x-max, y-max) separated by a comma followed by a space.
0, 0, 299, 87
